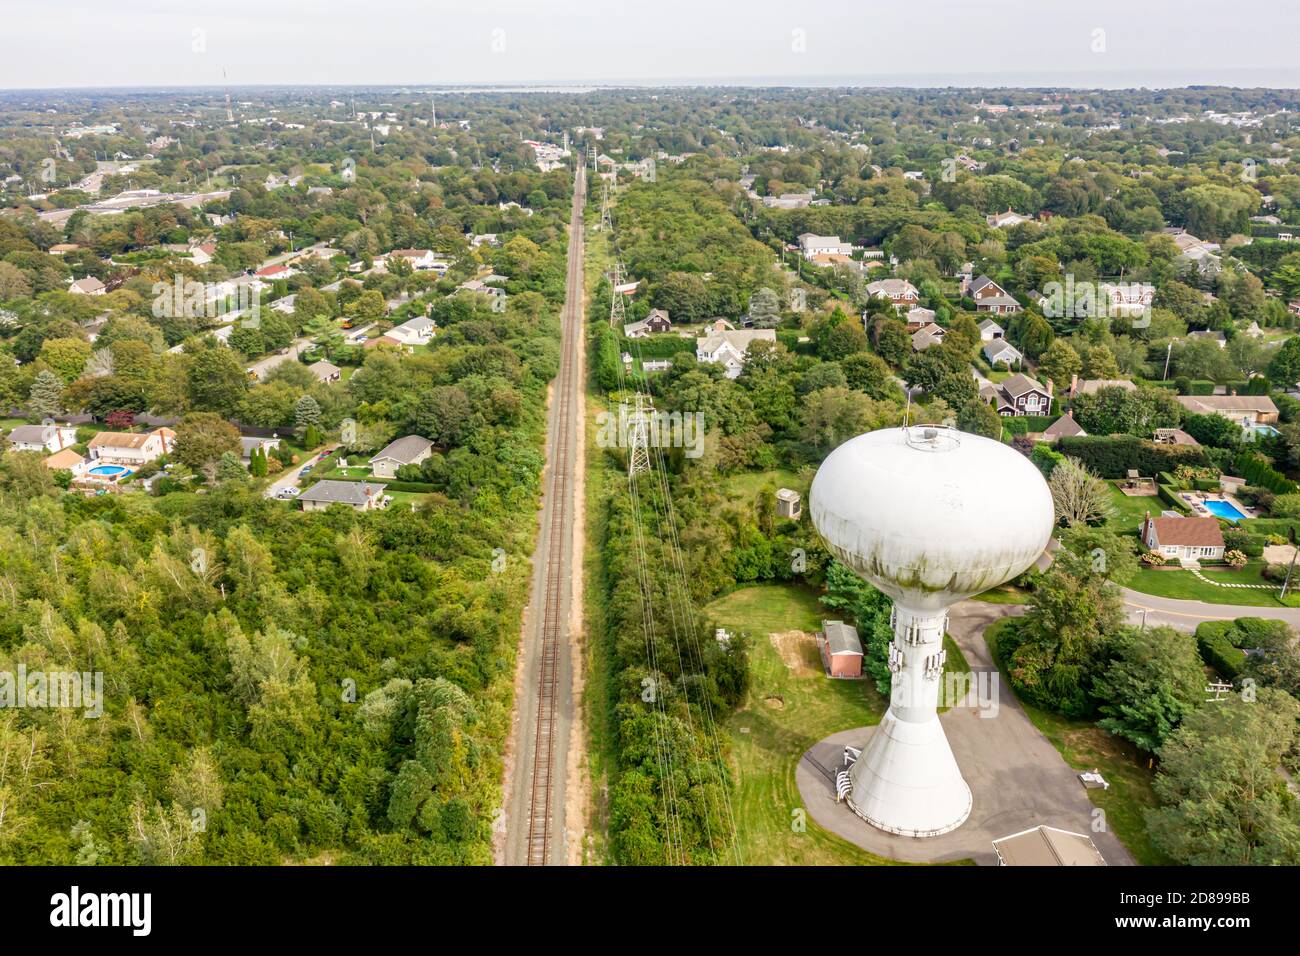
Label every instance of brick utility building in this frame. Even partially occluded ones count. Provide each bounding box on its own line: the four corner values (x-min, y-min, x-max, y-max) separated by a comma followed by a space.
819, 620, 863, 679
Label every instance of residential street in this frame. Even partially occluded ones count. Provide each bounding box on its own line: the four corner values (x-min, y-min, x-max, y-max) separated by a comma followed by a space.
1121, 587, 1300, 629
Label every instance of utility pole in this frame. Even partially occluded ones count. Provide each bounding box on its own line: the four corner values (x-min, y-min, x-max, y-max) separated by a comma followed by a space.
1162, 340, 1172, 380
609, 260, 627, 329
1282, 526, 1298, 600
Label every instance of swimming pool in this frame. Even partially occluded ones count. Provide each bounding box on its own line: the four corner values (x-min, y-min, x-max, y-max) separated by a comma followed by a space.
88, 465, 131, 479
1203, 499, 1247, 521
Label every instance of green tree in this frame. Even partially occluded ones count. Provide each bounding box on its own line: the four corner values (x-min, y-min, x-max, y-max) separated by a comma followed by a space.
1146, 689, 1300, 865
1093, 626, 1205, 752
27, 369, 64, 417
173, 412, 241, 470
1037, 339, 1081, 390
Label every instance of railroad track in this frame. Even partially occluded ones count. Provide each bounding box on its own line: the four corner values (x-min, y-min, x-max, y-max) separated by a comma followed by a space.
523, 165, 585, 866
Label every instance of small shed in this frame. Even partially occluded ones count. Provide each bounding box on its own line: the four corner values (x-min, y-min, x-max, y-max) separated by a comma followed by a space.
820, 620, 863, 679
776, 488, 802, 520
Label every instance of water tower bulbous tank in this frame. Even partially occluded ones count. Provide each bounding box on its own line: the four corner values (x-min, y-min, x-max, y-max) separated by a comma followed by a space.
810, 426, 1054, 612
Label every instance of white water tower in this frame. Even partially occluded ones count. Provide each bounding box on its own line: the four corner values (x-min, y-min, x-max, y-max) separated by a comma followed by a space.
810, 425, 1053, 837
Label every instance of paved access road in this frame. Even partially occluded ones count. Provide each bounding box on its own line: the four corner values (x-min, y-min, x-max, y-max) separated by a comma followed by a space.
1121, 587, 1300, 630
500, 164, 585, 866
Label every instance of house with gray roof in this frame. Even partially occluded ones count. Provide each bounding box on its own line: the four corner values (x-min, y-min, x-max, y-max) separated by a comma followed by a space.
299, 479, 385, 512
819, 620, 863, 679
369, 435, 434, 478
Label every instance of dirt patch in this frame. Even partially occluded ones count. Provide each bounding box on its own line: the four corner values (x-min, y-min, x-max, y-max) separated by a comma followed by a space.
764, 695, 785, 710
770, 630, 822, 677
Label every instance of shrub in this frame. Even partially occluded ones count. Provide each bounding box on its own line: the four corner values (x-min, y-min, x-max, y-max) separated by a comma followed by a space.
1262, 563, 1290, 583
1269, 493, 1300, 518
1223, 528, 1265, 557
1195, 621, 1247, 680
1223, 549, 1248, 568
1141, 550, 1167, 566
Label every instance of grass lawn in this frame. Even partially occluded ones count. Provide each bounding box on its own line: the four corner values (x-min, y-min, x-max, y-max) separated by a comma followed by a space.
971, 585, 1031, 604
706, 583, 922, 865
1104, 483, 1160, 534
719, 467, 806, 507
984, 619, 1171, 866
1127, 562, 1284, 607
321, 464, 373, 480
382, 490, 428, 510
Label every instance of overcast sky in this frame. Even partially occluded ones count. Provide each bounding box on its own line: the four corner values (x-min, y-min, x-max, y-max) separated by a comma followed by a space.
3, 0, 1299, 90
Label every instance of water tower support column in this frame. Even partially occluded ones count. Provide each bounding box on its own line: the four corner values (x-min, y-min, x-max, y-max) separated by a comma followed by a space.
847, 604, 972, 838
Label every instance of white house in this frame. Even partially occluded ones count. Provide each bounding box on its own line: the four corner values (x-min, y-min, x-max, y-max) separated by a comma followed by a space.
986, 208, 1033, 229
7, 423, 78, 454
978, 318, 1005, 342
69, 277, 106, 296
982, 339, 1023, 367
1140, 514, 1225, 562
385, 316, 436, 347
87, 430, 167, 466
299, 479, 385, 512
387, 248, 440, 271
797, 233, 852, 260
695, 329, 777, 379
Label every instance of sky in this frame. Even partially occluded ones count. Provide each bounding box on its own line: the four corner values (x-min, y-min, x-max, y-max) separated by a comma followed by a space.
3, 0, 1299, 90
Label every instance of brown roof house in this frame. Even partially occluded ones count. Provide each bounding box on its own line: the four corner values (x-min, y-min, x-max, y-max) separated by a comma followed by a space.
987, 373, 1052, 417
1140, 513, 1225, 563
1041, 412, 1086, 442
1174, 395, 1278, 426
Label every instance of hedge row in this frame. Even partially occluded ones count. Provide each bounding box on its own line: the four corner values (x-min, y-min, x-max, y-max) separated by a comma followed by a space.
1234, 451, 1298, 494
620, 334, 697, 359
1157, 483, 1191, 514
1195, 622, 1246, 680
1056, 435, 1210, 478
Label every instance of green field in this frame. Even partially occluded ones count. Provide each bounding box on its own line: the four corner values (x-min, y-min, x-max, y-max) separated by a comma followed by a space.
705, 583, 912, 865
984, 619, 1171, 866
1104, 484, 1159, 534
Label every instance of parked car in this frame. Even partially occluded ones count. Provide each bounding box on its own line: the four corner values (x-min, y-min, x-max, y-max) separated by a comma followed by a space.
299, 464, 313, 477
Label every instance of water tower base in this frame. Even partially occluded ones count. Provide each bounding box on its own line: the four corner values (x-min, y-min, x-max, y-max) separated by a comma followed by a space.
846, 711, 972, 838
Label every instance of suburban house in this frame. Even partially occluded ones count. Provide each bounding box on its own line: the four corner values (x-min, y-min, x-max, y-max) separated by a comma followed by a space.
623, 309, 672, 338
1097, 281, 1155, 317
189, 242, 217, 265
775, 488, 801, 519
797, 233, 852, 260
1174, 395, 1279, 426
986, 373, 1052, 417
239, 435, 281, 463
819, 620, 863, 679
1042, 412, 1086, 442
965, 275, 1021, 314
385, 316, 436, 348
254, 263, 295, 280
1186, 330, 1227, 348
986, 209, 1034, 229
865, 278, 920, 309
369, 435, 434, 479
695, 328, 777, 379
387, 248, 442, 271
903, 307, 937, 331
978, 318, 1005, 342
1068, 376, 1137, 399
43, 448, 86, 475
69, 276, 106, 295
992, 826, 1106, 866
7, 423, 78, 453
87, 429, 168, 466
911, 323, 947, 352
299, 480, 385, 512
1166, 229, 1222, 275
1140, 513, 1226, 562
307, 359, 342, 383
982, 338, 1023, 367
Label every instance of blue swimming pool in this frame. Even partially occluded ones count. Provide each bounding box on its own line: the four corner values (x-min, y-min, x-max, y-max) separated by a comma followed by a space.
1204, 499, 1247, 521
88, 465, 131, 479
